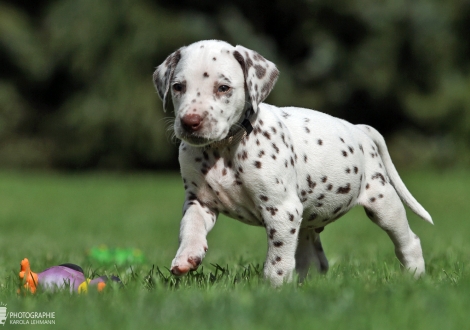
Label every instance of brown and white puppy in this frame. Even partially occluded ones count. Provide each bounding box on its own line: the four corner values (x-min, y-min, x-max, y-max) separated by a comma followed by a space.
153, 40, 432, 286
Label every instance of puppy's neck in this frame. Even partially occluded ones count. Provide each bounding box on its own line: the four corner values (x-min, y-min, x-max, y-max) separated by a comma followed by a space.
206, 106, 255, 149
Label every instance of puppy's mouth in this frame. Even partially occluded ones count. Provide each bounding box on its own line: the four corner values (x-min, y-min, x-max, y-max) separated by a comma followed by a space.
178, 133, 214, 147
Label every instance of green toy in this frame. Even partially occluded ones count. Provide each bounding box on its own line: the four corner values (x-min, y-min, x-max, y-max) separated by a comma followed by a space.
88, 246, 145, 265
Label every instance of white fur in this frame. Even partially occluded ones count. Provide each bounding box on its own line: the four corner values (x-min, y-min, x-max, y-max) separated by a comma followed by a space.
153, 40, 432, 286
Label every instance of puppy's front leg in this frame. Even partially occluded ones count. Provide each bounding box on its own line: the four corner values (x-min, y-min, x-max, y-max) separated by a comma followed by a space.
170, 198, 217, 276
263, 200, 303, 286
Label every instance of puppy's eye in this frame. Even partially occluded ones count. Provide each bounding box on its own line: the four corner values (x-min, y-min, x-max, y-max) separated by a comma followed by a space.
218, 85, 231, 93
173, 83, 183, 92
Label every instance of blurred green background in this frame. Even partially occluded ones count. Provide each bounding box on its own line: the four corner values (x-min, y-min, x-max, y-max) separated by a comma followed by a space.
1, 0, 469, 171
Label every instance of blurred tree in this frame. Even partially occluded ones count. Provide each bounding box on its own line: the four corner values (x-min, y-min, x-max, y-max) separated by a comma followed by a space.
0, 0, 469, 170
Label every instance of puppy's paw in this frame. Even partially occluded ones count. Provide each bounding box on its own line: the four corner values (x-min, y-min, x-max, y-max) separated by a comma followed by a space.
170, 246, 207, 276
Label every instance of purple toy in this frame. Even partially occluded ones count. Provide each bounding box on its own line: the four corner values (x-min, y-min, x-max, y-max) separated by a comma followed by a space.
19, 258, 120, 293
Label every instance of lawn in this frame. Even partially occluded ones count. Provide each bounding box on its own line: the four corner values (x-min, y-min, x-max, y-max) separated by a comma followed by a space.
0, 169, 469, 329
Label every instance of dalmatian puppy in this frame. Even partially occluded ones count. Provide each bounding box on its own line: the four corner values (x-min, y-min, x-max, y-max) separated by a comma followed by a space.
153, 40, 432, 286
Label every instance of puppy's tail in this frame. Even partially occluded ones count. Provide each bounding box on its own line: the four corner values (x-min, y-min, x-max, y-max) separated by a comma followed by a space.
357, 125, 433, 224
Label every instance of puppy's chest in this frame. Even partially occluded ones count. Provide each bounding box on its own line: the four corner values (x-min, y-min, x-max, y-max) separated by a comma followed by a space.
188, 150, 260, 225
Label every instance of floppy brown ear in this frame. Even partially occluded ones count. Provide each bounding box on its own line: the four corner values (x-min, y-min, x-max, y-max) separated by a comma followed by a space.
233, 45, 279, 112
153, 47, 184, 112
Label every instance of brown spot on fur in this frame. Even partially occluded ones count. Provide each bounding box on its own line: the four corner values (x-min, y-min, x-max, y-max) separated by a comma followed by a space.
254, 64, 267, 78
272, 143, 280, 153
266, 206, 278, 216
372, 172, 386, 185
308, 213, 317, 221
336, 183, 351, 194
269, 228, 276, 239
307, 175, 316, 189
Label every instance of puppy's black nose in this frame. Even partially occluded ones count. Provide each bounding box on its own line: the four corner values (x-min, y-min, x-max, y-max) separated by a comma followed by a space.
181, 114, 203, 132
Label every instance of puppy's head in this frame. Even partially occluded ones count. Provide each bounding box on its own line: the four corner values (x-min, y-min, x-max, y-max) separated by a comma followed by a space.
153, 40, 279, 147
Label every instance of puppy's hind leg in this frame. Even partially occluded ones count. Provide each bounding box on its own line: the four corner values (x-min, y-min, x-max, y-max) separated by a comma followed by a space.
295, 228, 329, 281
362, 183, 425, 277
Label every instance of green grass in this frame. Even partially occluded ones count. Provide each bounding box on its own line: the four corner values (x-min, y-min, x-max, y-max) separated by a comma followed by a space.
0, 169, 469, 329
